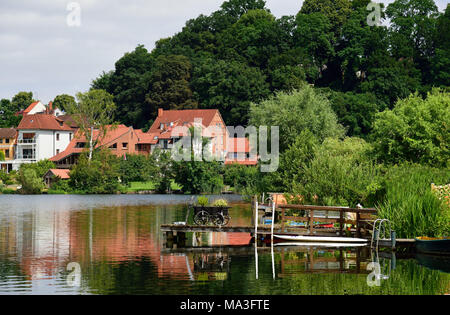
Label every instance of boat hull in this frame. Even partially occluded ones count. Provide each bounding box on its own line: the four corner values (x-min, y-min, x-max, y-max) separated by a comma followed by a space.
275, 242, 367, 248
273, 235, 368, 243
415, 237, 450, 255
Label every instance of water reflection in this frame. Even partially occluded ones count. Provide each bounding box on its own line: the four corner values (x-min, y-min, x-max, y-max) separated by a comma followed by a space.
0, 195, 448, 295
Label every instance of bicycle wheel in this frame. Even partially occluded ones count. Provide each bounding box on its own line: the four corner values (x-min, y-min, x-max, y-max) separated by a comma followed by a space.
212, 213, 225, 226
194, 211, 210, 225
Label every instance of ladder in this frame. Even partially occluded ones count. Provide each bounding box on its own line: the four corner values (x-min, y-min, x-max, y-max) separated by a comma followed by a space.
371, 219, 396, 250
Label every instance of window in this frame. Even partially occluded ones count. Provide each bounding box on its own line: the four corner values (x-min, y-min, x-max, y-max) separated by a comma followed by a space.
160, 123, 164, 130
0, 139, 3, 144
5, 150, 9, 158
75, 142, 86, 148
56, 133, 60, 141
109, 143, 117, 149
122, 143, 128, 149
5, 139, 9, 144
56, 149, 60, 154
69, 133, 72, 141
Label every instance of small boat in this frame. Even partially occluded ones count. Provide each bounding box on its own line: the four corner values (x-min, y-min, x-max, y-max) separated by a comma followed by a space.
415, 237, 450, 255
275, 242, 367, 248
273, 235, 368, 244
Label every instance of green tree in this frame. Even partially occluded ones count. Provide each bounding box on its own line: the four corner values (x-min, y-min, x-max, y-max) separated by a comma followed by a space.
294, 137, 383, 207
300, 0, 353, 35
69, 149, 121, 194
11, 91, 34, 112
18, 168, 44, 194
109, 45, 155, 128
65, 89, 116, 161
431, 4, 450, 86
249, 86, 345, 152
0, 99, 21, 128
325, 90, 382, 137
371, 89, 450, 167
119, 154, 158, 185
52, 94, 76, 112
146, 54, 198, 118
192, 58, 270, 126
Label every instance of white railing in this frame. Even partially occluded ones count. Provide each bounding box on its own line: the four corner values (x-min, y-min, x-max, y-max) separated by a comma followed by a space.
17, 139, 36, 144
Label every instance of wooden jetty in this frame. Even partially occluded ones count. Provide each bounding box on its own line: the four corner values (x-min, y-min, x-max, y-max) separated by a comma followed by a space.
161, 201, 415, 250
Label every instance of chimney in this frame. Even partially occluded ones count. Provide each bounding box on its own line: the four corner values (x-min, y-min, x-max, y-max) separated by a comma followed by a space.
158, 108, 163, 117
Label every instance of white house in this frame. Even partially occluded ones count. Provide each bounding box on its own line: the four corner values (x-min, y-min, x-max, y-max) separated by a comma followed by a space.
11, 114, 75, 170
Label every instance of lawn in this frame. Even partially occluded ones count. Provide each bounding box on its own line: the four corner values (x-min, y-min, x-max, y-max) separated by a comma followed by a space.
126, 181, 182, 192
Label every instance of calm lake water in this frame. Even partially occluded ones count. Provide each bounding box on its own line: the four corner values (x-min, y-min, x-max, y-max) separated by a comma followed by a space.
0, 195, 448, 295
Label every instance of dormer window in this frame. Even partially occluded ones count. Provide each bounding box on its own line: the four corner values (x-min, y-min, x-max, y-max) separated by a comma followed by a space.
160, 123, 164, 130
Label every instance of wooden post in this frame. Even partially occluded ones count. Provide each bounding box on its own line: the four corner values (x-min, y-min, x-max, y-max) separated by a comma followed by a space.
356, 212, 361, 238
281, 207, 285, 232
271, 202, 275, 243
309, 210, 314, 235
255, 198, 258, 240
339, 211, 344, 236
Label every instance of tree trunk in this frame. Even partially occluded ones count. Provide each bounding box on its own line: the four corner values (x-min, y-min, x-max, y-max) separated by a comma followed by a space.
88, 126, 94, 161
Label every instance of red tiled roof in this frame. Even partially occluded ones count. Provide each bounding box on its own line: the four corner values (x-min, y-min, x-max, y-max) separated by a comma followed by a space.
50, 125, 133, 162
0, 128, 17, 139
17, 114, 73, 131
23, 101, 40, 114
46, 169, 70, 179
135, 129, 158, 144
149, 109, 220, 140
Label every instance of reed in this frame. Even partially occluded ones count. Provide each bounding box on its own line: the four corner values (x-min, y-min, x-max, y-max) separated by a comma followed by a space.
376, 164, 450, 238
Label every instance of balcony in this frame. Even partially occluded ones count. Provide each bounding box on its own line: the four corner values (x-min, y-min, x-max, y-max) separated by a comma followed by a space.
17, 139, 36, 144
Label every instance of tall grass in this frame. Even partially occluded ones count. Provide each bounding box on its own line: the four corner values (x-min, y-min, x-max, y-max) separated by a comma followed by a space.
376, 164, 450, 238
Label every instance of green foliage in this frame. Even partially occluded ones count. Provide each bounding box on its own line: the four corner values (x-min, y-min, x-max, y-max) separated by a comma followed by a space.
377, 164, 450, 238
145, 54, 198, 117
69, 149, 122, 194
223, 163, 260, 195
174, 159, 224, 194
11, 91, 34, 112
0, 99, 21, 128
325, 90, 382, 137
212, 199, 229, 207
0, 151, 4, 161
52, 94, 76, 112
152, 149, 176, 193
192, 58, 270, 126
249, 86, 345, 152
18, 168, 44, 194
371, 89, 450, 167
292, 137, 383, 207
119, 154, 158, 185
300, 0, 353, 34
197, 196, 209, 206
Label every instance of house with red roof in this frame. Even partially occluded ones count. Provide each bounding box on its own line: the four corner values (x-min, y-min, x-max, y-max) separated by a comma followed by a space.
15, 101, 64, 117
50, 124, 155, 168
148, 108, 257, 165
7, 114, 75, 170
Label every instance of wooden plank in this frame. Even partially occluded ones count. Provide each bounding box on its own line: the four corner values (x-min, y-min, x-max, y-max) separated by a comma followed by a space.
278, 204, 377, 214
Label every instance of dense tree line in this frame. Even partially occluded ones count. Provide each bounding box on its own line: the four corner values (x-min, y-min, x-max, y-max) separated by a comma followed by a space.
86, 0, 449, 135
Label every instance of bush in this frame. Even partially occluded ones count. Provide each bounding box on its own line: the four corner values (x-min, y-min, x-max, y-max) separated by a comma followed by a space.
197, 196, 209, 206
69, 149, 122, 194
371, 89, 450, 167
376, 164, 450, 238
174, 159, 224, 194
212, 199, 229, 207
292, 137, 384, 207
223, 163, 260, 195
18, 168, 44, 194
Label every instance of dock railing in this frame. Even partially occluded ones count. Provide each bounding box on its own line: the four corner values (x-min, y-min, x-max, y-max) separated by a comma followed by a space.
260, 203, 377, 237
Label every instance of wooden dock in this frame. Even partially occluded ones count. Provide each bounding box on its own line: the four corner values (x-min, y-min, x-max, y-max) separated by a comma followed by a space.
161, 202, 415, 251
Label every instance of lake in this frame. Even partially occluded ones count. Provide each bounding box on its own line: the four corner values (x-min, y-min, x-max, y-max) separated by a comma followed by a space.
0, 195, 448, 295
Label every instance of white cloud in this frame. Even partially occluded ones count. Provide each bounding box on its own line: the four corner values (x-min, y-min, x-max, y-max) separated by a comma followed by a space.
0, 0, 447, 103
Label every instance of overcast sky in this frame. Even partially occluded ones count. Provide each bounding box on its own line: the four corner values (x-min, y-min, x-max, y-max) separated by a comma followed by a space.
0, 0, 447, 103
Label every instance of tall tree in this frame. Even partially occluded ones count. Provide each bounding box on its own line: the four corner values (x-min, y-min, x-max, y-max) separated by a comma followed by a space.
11, 91, 34, 112
52, 94, 76, 112
65, 89, 116, 161
146, 54, 198, 118
192, 58, 270, 126
300, 0, 352, 35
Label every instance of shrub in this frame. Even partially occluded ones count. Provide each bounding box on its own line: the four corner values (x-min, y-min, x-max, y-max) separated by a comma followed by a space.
18, 168, 44, 194
212, 199, 229, 207
197, 196, 209, 206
